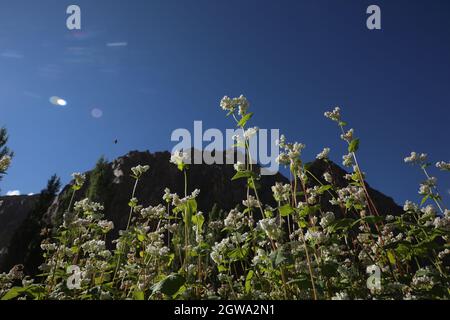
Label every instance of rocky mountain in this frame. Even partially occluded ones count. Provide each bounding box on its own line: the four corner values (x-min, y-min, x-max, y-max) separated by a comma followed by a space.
0, 194, 39, 261
0, 150, 402, 274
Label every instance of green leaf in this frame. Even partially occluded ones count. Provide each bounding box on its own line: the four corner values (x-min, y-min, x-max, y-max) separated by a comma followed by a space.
151, 274, 186, 297
317, 185, 332, 194
137, 234, 145, 242
191, 213, 205, 233
264, 209, 274, 218
348, 139, 360, 153
231, 170, 256, 181
237, 112, 253, 127
420, 195, 429, 206
245, 270, 254, 294
133, 291, 145, 300
329, 218, 355, 232
247, 178, 261, 190
228, 247, 249, 260
182, 199, 197, 226
387, 250, 396, 265
270, 248, 286, 267
1, 287, 26, 300
279, 204, 294, 217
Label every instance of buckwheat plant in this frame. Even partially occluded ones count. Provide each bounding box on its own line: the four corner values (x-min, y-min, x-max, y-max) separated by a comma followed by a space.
1, 96, 448, 300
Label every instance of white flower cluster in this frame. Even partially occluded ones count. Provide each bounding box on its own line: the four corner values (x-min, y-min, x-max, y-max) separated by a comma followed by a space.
276, 135, 306, 167
271, 182, 291, 202
435, 161, 450, 171
342, 153, 354, 167
0, 155, 11, 172
131, 165, 150, 178
319, 211, 335, 229
72, 172, 86, 188
323, 172, 333, 183
224, 209, 246, 230
233, 161, 246, 172
242, 195, 260, 208
98, 220, 114, 232
232, 127, 259, 145
411, 267, 435, 289
145, 232, 169, 257
170, 150, 190, 166
140, 204, 166, 220
305, 229, 328, 244
166, 188, 200, 207
305, 185, 321, 205
210, 237, 233, 265
340, 129, 354, 142
316, 148, 330, 160
74, 198, 104, 218
432, 210, 450, 230
331, 186, 366, 208
421, 205, 437, 222
258, 218, 282, 240
220, 95, 249, 115
81, 240, 106, 254
403, 200, 419, 212
252, 249, 270, 266
418, 177, 437, 196
331, 291, 349, 300
324, 107, 341, 122
40, 243, 58, 252
404, 152, 427, 164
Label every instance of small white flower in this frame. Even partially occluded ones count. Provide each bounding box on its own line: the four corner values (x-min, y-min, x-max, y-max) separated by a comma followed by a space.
98, 220, 114, 232
243, 195, 260, 208
244, 127, 258, 139
220, 94, 249, 114
324, 107, 341, 122
342, 154, 354, 167
258, 218, 282, 239
403, 200, 418, 212
170, 150, 190, 167
275, 153, 290, 166
436, 161, 450, 171
331, 291, 349, 300
131, 165, 150, 178
271, 183, 291, 202
323, 172, 333, 183
404, 152, 427, 164
320, 212, 335, 229
72, 172, 86, 188
316, 148, 330, 160
234, 161, 246, 172
340, 129, 354, 142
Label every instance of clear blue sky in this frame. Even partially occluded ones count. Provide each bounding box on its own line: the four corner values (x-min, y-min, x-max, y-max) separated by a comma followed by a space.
1, 0, 449, 207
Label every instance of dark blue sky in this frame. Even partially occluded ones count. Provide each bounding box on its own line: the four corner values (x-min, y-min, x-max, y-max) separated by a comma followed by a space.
1, 0, 449, 206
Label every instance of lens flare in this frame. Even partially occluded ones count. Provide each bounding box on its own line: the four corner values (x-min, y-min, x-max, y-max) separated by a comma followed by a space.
91, 108, 103, 118
49, 96, 67, 106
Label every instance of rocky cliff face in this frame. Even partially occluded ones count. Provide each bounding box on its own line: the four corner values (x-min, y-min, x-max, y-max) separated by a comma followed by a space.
45, 150, 289, 238
0, 194, 39, 261
1, 150, 402, 273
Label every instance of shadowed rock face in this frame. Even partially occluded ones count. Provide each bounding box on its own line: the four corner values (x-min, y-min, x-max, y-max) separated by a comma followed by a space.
0, 195, 39, 259
1, 150, 402, 273
45, 150, 289, 237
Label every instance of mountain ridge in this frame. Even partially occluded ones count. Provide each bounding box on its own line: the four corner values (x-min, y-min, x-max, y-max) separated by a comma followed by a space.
0, 149, 402, 274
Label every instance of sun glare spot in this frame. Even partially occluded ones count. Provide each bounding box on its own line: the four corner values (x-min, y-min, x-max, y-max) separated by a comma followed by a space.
50, 96, 67, 107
